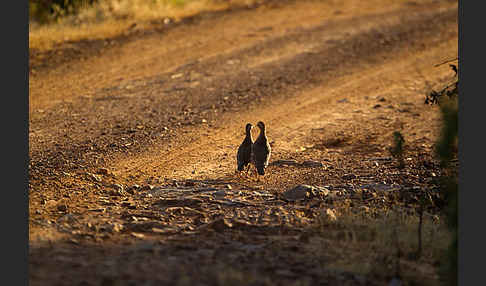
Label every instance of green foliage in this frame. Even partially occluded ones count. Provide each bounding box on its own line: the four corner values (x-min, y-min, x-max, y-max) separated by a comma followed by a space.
168, 0, 189, 7
30, 0, 97, 23
390, 131, 405, 156
427, 61, 458, 286
29, 0, 195, 24
436, 98, 458, 167
389, 131, 405, 168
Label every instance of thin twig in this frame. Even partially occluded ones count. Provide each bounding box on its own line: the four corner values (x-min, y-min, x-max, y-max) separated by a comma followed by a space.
416, 198, 424, 258
434, 57, 458, 67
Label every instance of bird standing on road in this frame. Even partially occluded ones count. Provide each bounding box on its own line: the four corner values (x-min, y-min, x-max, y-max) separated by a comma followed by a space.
252, 121, 271, 178
236, 123, 254, 176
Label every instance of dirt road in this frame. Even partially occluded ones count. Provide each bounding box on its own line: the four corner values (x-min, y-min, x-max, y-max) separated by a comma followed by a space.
29, 0, 458, 285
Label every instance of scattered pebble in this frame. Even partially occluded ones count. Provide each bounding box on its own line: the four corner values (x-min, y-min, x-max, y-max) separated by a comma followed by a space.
97, 168, 109, 175
342, 174, 357, 180
57, 204, 68, 212
282, 184, 329, 201
111, 184, 124, 192
131, 232, 145, 239
302, 160, 324, 167
87, 173, 102, 182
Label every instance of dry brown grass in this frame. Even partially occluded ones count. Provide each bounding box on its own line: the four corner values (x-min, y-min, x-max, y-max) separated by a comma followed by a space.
29, 0, 260, 52
311, 206, 451, 284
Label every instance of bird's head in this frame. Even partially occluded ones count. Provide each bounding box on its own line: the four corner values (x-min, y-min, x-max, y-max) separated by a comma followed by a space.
257, 121, 265, 131
245, 123, 253, 132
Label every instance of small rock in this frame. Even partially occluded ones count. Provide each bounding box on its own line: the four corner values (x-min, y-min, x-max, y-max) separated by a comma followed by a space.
57, 204, 68, 212
126, 184, 140, 194
58, 214, 76, 223
69, 239, 79, 245
184, 181, 195, 187
131, 232, 145, 239
207, 218, 233, 232
278, 159, 298, 164
43, 200, 57, 207
151, 227, 165, 233
373, 104, 382, 108
87, 173, 102, 182
214, 190, 226, 198
107, 189, 122, 196
140, 185, 154, 191
282, 185, 314, 201
312, 186, 330, 197
302, 160, 324, 167
97, 168, 109, 175
107, 223, 124, 233
152, 227, 179, 234
342, 174, 357, 180
121, 201, 135, 208
111, 184, 124, 192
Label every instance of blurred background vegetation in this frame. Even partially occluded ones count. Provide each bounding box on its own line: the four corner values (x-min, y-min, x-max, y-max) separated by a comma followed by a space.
29, 0, 197, 24
29, 0, 251, 25
30, 0, 96, 24
29, 0, 257, 51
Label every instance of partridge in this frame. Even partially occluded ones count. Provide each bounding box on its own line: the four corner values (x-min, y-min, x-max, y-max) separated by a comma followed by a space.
252, 121, 271, 176
236, 123, 253, 175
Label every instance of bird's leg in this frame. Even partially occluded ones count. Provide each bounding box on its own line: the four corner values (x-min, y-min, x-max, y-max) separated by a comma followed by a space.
252, 167, 259, 182
244, 164, 252, 177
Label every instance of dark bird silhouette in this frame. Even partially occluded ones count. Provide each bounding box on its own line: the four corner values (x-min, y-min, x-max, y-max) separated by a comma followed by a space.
236, 123, 253, 175
252, 121, 271, 176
